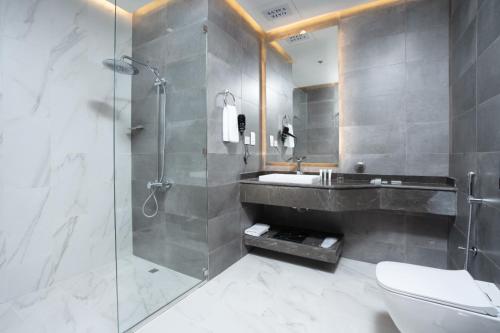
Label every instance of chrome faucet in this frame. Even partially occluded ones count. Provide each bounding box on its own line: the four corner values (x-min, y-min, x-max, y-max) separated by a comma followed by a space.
287, 156, 306, 175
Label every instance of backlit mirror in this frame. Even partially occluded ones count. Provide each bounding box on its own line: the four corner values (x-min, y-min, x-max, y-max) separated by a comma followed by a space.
265, 25, 339, 166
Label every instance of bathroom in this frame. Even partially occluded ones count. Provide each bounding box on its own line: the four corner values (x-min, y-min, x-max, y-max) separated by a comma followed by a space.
0, 0, 499, 332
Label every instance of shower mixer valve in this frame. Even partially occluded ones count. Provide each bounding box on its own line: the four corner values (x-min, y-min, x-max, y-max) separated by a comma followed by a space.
147, 180, 171, 191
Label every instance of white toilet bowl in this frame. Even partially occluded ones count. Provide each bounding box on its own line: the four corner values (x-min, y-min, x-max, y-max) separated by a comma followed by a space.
376, 261, 500, 333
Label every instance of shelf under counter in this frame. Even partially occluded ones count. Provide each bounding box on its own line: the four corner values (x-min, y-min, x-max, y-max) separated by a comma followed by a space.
244, 228, 344, 264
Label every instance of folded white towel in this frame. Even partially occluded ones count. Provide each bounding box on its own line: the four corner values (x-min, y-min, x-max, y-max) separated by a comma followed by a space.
284, 124, 295, 148
222, 105, 239, 143
320, 237, 338, 248
244, 223, 270, 237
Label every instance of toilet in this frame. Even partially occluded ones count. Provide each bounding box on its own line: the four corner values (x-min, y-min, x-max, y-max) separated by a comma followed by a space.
376, 261, 500, 333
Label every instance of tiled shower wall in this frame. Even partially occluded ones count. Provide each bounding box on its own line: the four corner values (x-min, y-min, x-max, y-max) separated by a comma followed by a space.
448, 0, 500, 286
339, 0, 450, 176
0, 0, 132, 302
131, 0, 209, 279
206, 0, 261, 277
130, 0, 262, 279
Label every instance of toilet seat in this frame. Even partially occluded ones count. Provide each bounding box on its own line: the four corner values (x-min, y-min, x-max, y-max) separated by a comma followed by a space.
376, 261, 499, 317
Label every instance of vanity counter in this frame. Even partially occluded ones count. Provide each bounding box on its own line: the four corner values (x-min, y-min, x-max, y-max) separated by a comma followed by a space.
241, 178, 456, 192
240, 174, 457, 216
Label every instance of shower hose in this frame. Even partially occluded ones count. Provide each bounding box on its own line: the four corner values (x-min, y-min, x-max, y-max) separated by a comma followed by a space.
142, 81, 167, 218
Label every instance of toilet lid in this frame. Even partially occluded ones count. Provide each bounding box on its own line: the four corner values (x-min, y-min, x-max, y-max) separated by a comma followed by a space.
376, 261, 498, 317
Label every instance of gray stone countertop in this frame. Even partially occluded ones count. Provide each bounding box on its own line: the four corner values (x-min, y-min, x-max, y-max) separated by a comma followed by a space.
240, 178, 457, 192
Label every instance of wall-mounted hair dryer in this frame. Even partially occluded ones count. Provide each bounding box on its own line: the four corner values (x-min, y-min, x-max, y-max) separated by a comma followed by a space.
238, 114, 246, 135
280, 125, 296, 142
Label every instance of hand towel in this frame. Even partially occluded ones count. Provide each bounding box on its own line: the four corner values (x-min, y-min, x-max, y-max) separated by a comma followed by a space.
320, 237, 338, 248
284, 124, 295, 148
222, 105, 239, 143
244, 223, 270, 237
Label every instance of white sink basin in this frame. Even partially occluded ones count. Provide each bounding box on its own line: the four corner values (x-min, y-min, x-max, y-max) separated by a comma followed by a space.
258, 173, 320, 185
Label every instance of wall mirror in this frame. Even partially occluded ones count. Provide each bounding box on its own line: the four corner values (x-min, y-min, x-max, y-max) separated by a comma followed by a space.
264, 25, 339, 168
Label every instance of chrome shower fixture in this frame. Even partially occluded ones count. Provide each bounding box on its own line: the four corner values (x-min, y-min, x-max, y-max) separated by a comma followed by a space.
103, 54, 170, 218
102, 58, 139, 75
102, 56, 166, 87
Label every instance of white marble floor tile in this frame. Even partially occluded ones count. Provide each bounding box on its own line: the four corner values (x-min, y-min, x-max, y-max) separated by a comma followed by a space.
139, 253, 399, 333
0, 255, 201, 333
116, 256, 201, 331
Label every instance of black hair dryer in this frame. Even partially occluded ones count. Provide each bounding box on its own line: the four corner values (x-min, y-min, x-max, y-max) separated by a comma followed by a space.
238, 114, 246, 135
281, 125, 296, 142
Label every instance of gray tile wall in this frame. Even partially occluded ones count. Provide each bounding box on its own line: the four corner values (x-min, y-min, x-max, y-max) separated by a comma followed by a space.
339, 0, 450, 176
205, 0, 261, 277
266, 48, 295, 163
305, 86, 339, 163
131, 0, 209, 280
448, 0, 500, 286
259, 206, 451, 268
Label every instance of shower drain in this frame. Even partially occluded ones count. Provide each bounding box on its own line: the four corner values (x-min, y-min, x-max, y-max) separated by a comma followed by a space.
148, 268, 159, 274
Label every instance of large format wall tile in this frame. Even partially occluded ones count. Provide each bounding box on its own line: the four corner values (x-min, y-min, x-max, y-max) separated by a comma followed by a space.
451, 109, 476, 153
407, 122, 449, 154
451, 64, 476, 117
449, 0, 500, 286
342, 94, 405, 126
406, 26, 449, 64
477, 36, 500, 104
342, 123, 405, 155
342, 63, 406, 99
342, 33, 405, 73
477, 0, 500, 55
202, 0, 261, 277
451, 21, 476, 80
0, 0, 132, 305
477, 94, 500, 152
450, 0, 477, 44
406, 0, 449, 33
340, 4, 406, 46
339, 0, 449, 176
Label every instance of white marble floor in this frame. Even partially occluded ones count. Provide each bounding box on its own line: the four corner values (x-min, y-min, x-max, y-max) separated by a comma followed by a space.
116, 256, 200, 331
0, 255, 201, 333
139, 253, 399, 333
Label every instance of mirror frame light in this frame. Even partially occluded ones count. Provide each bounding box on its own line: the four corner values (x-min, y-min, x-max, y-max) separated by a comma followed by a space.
225, 0, 405, 171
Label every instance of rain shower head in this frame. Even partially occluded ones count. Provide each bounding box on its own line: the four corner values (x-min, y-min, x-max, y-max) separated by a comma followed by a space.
103, 55, 164, 86
102, 58, 139, 75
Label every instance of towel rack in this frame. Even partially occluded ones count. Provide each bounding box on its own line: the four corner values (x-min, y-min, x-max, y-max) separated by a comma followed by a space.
221, 89, 236, 106
282, 114, 292, 126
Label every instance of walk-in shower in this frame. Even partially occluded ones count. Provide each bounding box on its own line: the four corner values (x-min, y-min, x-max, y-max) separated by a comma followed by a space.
1, 1, 209, 332
111, 3, 209, 328
104, 55, 170, 218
